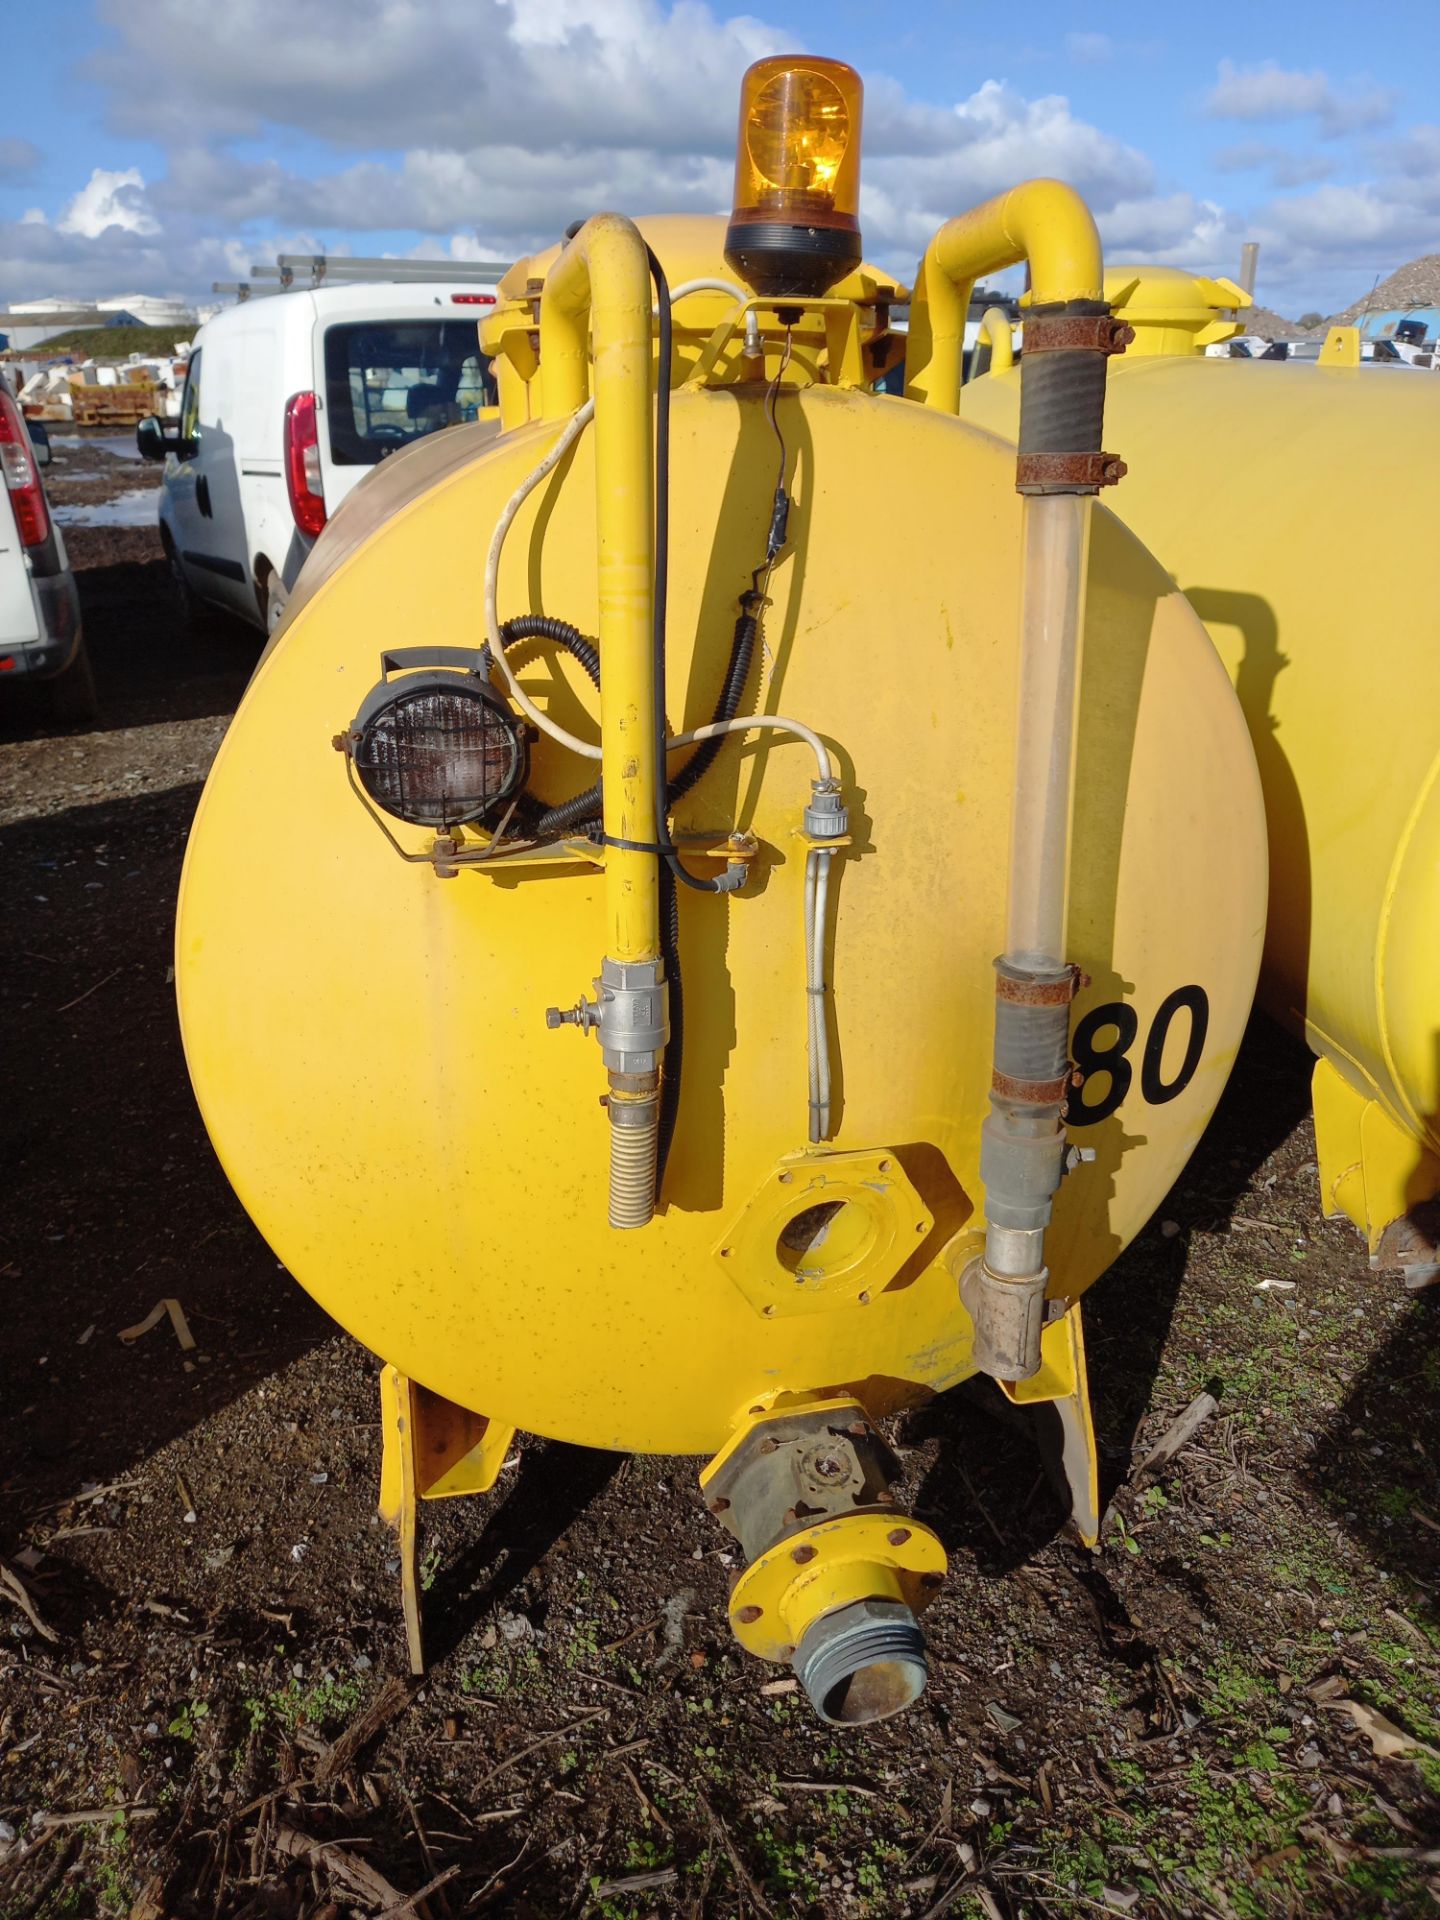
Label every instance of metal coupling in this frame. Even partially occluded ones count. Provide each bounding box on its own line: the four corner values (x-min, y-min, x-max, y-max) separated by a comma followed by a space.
973, 957, 1081, 1380
804, 778, 849, 839
794, 1598, 928, 1727
959, 1256, 1050, 1382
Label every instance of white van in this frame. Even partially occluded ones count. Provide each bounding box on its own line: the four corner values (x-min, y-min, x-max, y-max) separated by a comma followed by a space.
138, 281, 500, 634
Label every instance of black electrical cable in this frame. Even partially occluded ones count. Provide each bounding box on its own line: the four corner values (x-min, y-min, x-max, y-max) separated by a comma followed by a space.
484, 613, 600, 687
656, 860, 683, 1184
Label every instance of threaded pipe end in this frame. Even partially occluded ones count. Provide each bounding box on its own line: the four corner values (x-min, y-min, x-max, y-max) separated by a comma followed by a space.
793, 1599, 928, 1726
608, 1103, 659, 1230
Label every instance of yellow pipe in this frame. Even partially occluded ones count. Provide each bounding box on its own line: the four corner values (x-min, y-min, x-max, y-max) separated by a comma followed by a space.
905, 179, 1103, 412
971, 306, 1015, 380
538, 214, 659, 965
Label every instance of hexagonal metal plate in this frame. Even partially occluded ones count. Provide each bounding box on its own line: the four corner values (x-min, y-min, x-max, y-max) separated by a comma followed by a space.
714, 1147, 934, 1319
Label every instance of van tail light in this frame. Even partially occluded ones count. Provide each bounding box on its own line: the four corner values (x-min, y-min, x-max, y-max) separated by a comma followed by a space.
0, 388, 51, 548
283, 390, 327, 538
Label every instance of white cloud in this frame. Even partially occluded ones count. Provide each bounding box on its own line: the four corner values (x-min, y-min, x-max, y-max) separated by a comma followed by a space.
0, 2, 1428, 318
1205, 60, 1395, 137
56, 167, 161, 239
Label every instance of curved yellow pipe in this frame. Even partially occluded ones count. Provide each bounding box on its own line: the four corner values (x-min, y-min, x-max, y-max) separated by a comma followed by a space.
971, 306, 1016, 380
905, 179, 1103, 412
537, 213, 659, 966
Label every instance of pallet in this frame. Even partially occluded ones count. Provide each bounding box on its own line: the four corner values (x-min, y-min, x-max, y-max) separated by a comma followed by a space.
70, 384, 157, 427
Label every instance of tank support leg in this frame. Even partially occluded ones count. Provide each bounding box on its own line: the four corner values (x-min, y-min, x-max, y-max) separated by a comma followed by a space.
378, 1366, 518, 1675
997, 1300, 1100, 1545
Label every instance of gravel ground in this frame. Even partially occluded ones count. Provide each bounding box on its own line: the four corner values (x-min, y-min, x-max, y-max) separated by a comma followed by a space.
0, 433, 1436, 1920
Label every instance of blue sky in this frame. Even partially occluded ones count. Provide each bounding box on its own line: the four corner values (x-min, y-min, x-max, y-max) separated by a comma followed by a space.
2, 0, 1435, 317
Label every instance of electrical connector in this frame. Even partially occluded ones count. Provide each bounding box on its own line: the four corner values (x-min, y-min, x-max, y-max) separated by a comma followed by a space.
804, 778, 848, 839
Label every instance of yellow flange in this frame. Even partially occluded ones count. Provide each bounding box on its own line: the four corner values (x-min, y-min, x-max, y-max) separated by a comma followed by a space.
714, 1148, 935, 1319
726, 1510, 947, 1664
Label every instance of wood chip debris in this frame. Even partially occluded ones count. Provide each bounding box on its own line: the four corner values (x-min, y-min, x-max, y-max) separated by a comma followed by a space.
1319, 1695, 1440, 1762
314, 1675, 416, 1787
271, 1823, 407, 1908
591, 1867, 680, 1900
0, 1562, 59, 1643
118, 1297, 196, 1351
1134, 1392, 1219, 1479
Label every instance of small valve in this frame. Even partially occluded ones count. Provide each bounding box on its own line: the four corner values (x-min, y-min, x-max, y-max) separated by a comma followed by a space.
545, 997, 598, 1032
1063, 1144, 1097, 1175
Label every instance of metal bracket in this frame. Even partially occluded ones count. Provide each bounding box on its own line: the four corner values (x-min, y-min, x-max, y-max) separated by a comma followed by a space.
378, 1366, 517, 1675
995, 1301, 1100, 1546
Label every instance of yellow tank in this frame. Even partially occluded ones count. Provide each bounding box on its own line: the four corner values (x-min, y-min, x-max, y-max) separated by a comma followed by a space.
961, 275, 1440, 1275
177, 129, 1266, 1717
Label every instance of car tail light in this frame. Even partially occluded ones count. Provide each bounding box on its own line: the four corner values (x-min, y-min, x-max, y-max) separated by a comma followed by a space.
451, 292, 497, 305
0, 388, 51, 548
283, 390, 327, 538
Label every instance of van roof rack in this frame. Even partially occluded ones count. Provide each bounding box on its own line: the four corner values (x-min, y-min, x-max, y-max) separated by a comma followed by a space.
249, 254, 515, 292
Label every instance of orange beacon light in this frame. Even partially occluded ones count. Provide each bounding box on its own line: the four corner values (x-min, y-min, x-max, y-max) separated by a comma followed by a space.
724, 56, 864, 299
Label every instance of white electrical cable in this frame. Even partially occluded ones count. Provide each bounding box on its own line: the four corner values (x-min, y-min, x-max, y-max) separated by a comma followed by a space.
667, 715, 833, 783
804, 849, 820, 1141
811, 847, 835, 1137
482, 400, 833, 796
483, 398, 603, 761
663, 277, 749, 306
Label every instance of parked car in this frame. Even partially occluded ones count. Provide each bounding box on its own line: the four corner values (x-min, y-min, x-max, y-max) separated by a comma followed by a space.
1206, 333, 1272, 358
137, 283, 500, 635
1260, 336, 1421, 367
0, 386, 94, 719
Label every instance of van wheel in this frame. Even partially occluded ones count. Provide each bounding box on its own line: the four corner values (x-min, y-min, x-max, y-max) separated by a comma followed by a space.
163, 532, 210, 633
47, 638, 100, 725
261, 567, 290, 637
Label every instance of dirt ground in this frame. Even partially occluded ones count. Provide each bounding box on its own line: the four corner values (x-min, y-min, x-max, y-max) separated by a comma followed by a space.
0, 432, 1437, 1920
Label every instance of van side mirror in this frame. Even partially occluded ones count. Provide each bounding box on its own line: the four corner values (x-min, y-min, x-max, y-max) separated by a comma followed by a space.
137, 415, 189, 462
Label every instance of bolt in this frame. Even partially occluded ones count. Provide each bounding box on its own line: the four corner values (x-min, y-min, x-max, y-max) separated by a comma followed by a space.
887, 1527, 912, 1548
791, 1544, 817, 1565
736, 1605, 764, 1625
757, 1437, 780, 1455
809, 1451, 848, 1482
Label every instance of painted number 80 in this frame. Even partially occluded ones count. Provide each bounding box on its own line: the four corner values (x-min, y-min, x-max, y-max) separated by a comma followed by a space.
1067, 985, 1210, 1126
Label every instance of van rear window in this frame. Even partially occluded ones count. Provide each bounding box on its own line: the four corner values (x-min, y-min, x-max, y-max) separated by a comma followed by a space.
322, 322, 495, 465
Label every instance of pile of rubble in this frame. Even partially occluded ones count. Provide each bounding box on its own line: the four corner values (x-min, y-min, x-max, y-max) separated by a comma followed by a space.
13, 352, 187, 423
1245, 305, 1318, 342
1331, 253, 1440, 323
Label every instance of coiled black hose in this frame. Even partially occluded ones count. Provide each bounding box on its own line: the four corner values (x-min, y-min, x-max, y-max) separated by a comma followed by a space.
528, 593, 761, 836
484, 613, 600, 687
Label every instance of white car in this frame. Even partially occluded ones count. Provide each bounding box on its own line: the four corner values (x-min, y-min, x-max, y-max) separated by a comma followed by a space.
137, 282, 500, 635
0, 385, 93, 719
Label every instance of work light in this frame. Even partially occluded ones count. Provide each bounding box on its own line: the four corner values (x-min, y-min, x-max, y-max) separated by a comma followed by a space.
346, 649, 528, 830
724, 56, 864, 299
